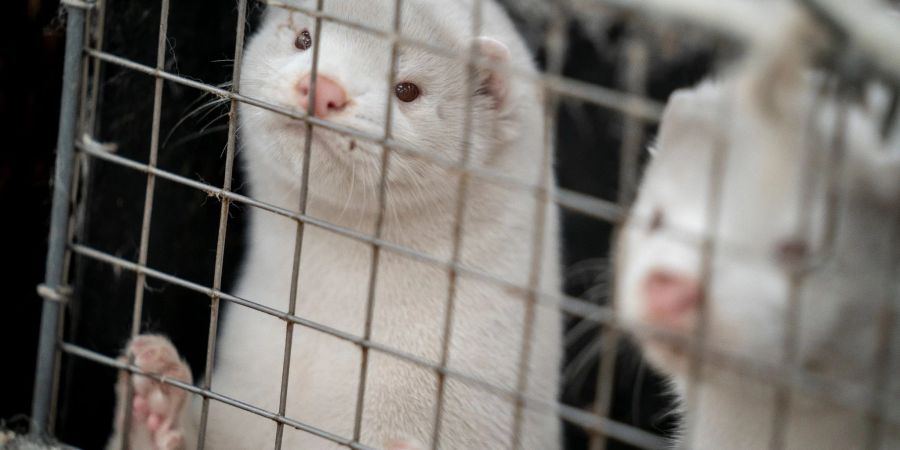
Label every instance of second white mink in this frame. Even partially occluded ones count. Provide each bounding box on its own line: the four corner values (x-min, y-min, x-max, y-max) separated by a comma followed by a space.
616, 12, 900, 450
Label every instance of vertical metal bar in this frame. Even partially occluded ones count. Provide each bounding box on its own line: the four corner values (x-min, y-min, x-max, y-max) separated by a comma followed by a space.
51, 38, 92, 428
865, 197, 900, 450
48, 280, 70, 437
130, 0, 170, 339
429, 1, 483, 448
30, 2, 86, 437
590, 34, 648, 450
351, 0, 403, 443
273, 1, 325, 447
679, 88, 731, 450
77, 10, 93, 135
615, 37, 649, 208
768, 81, 843, 450
849, 80, 898, 448
84, 0, 108, 134
53, 1, 108, 434
196, 1, 248, 448
510, 10, 567, 449
120, 1, 171, 447
766, 281, 802, 450
810, 79, 846, 273
50, 128, 90, 436
880, 86, 898, 140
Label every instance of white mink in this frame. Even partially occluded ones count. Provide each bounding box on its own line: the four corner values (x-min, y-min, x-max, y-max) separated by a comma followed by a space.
615, 11, 900, 450
107, 1, 562, 449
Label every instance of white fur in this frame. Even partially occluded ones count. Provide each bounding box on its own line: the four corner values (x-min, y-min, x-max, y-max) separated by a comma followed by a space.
616, 14, 900, 450
110, 0, 562, 449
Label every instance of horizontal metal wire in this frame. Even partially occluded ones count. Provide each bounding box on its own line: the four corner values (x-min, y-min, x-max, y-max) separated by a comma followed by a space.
77, 137, 897, 327
262, 0, 665, 122
266, 0, 900, 97
593, 0, 778, 42
75, 139, 619, 325
60, 342, 379, 450
60, 0, 96, 9
585, 0, 900, 82
67, 243, 667, 450
70, 240, 900, 432
268, 0, 900, 85
83, 47, 626, 225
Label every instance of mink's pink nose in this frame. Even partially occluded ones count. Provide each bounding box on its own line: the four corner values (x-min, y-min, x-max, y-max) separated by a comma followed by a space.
642, 270, 702, 326
297, 74, 348, 117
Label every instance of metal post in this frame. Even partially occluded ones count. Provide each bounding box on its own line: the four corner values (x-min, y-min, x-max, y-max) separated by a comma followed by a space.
31, 2, 86, 437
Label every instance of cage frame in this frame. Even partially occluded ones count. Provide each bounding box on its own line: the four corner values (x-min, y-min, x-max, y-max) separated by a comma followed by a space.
30, 0, 900, 449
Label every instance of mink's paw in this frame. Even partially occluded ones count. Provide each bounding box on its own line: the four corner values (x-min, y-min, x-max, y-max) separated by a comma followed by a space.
384, 437, 424, 450
115, 335, 192, 450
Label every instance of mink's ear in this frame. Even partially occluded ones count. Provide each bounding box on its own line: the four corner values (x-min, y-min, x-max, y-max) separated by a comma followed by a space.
473, 37, 512, 110
653, 85, 723, 157
740, 11, 826, 121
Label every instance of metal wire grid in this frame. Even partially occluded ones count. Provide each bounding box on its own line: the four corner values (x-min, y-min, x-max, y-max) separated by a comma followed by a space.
30, 0, 900, 449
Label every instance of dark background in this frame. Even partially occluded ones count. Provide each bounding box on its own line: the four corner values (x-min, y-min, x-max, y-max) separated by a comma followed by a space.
1, 1, 714, 448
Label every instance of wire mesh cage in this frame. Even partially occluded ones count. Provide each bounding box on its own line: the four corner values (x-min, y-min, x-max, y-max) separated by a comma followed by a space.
29, 0, 900, 449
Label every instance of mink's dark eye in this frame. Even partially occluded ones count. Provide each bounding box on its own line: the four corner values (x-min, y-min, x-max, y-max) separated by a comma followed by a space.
295, 30, 312, 51
395, 82, 420, 102
775, 238, 809, 267
649, 208, 664, 233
